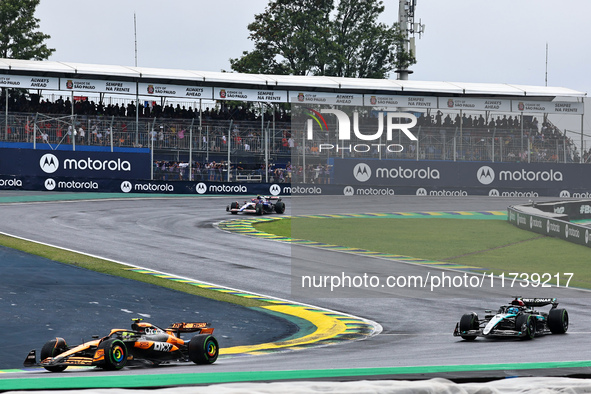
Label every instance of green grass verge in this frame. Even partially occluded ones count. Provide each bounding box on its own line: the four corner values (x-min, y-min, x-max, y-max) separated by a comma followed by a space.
0, 234, 269, 308
254, 218, 591, 289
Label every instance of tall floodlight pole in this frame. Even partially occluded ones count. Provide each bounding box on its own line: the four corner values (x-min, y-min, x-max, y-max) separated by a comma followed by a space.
4, 89, 7, 140
134, 13, 138, 67
396, 0, 424, 80
134, 13, 139, 147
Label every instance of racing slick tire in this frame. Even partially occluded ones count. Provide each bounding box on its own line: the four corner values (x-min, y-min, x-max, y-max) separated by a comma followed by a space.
188, 334, 219, 365
548, 308, 569, 334
516, 314, 536, 340
230, 202, 239, 214
459, 313, 479, 341
274, 201, 285, 214
255, 203, 263, 215
99, 338, 128, 370
40, 337, 68, 372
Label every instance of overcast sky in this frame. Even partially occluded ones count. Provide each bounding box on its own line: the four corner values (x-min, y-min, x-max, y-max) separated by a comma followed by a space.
35, 0, 590, 134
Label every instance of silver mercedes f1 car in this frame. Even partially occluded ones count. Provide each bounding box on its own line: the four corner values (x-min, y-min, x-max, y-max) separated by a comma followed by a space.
453, 297, 568, 340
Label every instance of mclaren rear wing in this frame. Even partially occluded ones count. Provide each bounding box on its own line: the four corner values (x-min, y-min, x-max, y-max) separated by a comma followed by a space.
166, 322, 214, 335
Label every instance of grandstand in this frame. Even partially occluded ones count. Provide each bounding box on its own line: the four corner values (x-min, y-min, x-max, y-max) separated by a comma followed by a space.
0, 58, 586, 184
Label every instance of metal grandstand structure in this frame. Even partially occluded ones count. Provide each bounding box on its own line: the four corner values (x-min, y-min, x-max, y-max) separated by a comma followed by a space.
0, 58, 587, 181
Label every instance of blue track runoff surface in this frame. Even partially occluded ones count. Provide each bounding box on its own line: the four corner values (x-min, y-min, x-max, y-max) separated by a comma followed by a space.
0, 245, 298, 370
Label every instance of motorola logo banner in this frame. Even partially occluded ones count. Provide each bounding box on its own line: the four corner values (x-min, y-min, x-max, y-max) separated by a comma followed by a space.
40, 153, 59, 174
270, 184, 281, 196
489, 189, 500, 197
0, 178, 22, 188
477, 166, 495, 185
45, 178, 56, 190
196, 182, 207, 194
121, 181, 132, 193
560, 190, 571, 198
343, 186, 354, 196
416, 188, 427, 196
353, 163, 371, 182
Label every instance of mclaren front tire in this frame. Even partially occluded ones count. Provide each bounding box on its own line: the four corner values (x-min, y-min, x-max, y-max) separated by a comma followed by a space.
40, 338, 69, 372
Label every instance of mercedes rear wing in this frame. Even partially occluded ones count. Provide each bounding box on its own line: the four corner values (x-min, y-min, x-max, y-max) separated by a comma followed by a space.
520, 298, 558, 308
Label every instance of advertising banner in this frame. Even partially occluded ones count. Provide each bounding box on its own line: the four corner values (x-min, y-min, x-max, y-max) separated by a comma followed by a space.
139, 83, 213, 99
363, 95, 438, 109
60, 79, 137, 94
508, 205, 591, 248
214, 87, 288, 103
289, 91, 364, 106
533, 200, 591, 220
0, 74, 59, 90
331, 159, 591, 197
0, 148, 150, 180
443, 97, 511, 112
512, 100, 585, 114
0, 171, 291, 196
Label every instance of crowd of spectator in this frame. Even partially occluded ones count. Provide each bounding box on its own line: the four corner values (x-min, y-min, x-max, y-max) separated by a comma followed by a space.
413, 110, 568, 143
153, 160, 340, 184
1, 93, 584, 167
153, 160, 295, 183
0, 93, 290, 122
0, 92, 568, 143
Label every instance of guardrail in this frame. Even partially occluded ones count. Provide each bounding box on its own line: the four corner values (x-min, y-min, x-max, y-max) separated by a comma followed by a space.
507, 200, 591, 248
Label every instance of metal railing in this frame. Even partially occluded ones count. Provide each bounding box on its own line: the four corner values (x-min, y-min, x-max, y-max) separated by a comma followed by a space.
0, 112, 586, 185
289, 123, 580, 164
1, 112, 291, 153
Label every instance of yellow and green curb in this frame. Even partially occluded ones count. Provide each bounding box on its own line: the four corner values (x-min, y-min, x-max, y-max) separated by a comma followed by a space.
216, 211, 506, 272
126, 267, 380, 357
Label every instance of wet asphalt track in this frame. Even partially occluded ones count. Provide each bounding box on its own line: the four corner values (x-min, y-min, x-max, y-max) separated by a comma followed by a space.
0, 193, 590, 378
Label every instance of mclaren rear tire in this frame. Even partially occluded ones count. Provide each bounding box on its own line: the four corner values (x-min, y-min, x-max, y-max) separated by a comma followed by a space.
40, 337, 69, 372
188, 334, 219, 365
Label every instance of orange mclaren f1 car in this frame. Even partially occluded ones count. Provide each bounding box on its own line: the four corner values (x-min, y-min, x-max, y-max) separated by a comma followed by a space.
24, 318, 219, 371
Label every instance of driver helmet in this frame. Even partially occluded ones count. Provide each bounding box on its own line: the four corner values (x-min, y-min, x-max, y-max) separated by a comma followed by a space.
507, 306, 520, 314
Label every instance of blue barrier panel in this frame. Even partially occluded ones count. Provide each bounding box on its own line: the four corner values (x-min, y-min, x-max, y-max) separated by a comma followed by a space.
0, 148, 150, 179
331, 158, 591, 197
